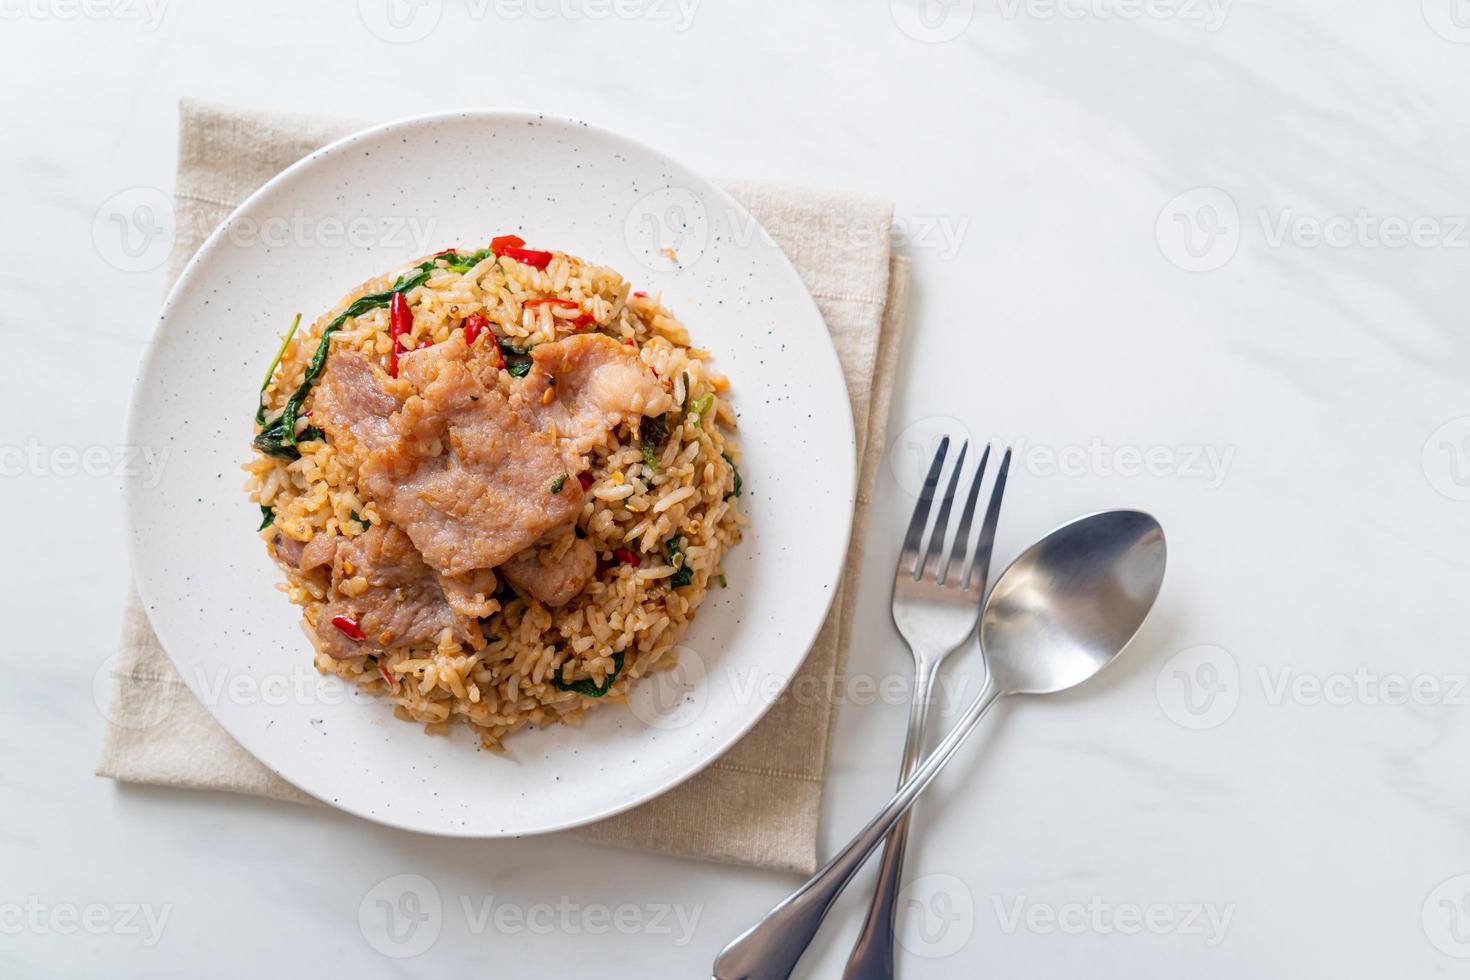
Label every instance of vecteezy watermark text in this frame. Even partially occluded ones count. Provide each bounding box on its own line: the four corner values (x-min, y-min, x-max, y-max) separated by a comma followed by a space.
997, 0, 1230, 31
1258, 667, 1470, 708
886, 422, 1236, 497
0, 898, 171, 947
623, 186, 970, 272
358, 874, 702, 958
1157, 186, 1470, 272
1014, 437, 1233, 488
992, 896, 1235, 946
889, 0, 1228, 43
358, 0, 699, 43
460, 895, 702, 942
1257, 209, 1470, 251
222, 211, 441, 254
0, 0, 168, 29
0, 441, 168, 488
1157, 645, 1470, 730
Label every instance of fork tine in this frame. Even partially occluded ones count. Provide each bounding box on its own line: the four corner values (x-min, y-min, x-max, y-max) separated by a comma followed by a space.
899, 436, 949, 576
947, 443, 991, 579
963, 447, 1012, 595
922, 441, 968, 583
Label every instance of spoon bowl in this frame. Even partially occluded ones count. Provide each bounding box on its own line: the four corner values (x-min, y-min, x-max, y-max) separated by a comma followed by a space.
984, 510, 1166, 695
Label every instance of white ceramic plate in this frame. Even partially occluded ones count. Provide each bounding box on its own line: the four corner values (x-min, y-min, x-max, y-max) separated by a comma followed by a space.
125, 111, 855, 837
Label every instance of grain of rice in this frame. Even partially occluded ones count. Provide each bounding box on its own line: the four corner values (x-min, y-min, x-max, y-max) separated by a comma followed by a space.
653, 486, 696, 513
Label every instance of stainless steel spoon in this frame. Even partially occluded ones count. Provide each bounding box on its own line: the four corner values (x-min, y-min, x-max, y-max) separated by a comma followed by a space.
712, 510, 1167, 980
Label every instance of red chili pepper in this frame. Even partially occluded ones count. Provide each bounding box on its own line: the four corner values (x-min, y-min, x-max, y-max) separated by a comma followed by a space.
633, 290, 648, 298
569, 312, 596, 329
378, 663, 399, 691
463, 314, 504, 368
331, 615, 365, 641
577, 472, 594, 491
389, 292, 413, 378
489, 234, 554, 270
462, 314, 489, 346
613, 548, 641, 567
624, 338, 636, 347
501, 245, 554, 270
434, 248, 456, 257
490, 234, 525, 254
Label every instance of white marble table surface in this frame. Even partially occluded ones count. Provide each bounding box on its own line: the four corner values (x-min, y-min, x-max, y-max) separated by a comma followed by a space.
5, 1, 1470, 976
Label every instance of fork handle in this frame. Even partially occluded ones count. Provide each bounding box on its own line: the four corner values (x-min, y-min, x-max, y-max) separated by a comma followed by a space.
841, 665, 940, 980
712, 678, 1004, 980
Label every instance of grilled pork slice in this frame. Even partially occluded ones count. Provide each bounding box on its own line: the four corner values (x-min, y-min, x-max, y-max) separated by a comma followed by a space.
358, 335, 586, 577
516, 333, 673, 457
309, 332, 668, 590
438, 567, 501, 619
502, 535, 598, 608
305, 525, 483, 660
312, 352, 403, 464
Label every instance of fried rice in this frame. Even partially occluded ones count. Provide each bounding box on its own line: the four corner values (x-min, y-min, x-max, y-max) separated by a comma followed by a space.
245, 239, 744, 749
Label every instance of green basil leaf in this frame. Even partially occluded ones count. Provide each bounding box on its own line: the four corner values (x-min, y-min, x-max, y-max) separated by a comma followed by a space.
666, 536, 693, 588
551, 651, 625, 698
253, 260, 437, 458
255, 313, 302, 425
722, 452, 742, 499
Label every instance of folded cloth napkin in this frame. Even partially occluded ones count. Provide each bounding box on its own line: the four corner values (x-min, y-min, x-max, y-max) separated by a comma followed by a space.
97, 99, 911, 875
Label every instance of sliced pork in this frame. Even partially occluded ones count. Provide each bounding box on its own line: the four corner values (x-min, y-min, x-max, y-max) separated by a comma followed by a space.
357, 335, 586, 577
270, 532, 305, 570
299, 532, 338, 574
503, 535, 598, 607
516, 333, 673, 457
304, 524, 483, 660
313, 352, 403, 464
439, 567, 500, 619
311, 332, 668, 590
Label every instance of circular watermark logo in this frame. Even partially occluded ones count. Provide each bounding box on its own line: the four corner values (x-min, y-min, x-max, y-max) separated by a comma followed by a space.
1156, 187, 1241, 272
1423, 874, 1470, 957
886, 415, 974, 499
628, 645, 708, 730
357, 0, 443, 43
1423, 0, 1470, 42
92, 186, 173, 273
1422, 417, 1470, 501
91, 650, 179, 731
624, 186, 709, 272
358, 874, 442, 958
896, 873, 975, 958
1156, 644, 1239, 730
890, 0, 975, 43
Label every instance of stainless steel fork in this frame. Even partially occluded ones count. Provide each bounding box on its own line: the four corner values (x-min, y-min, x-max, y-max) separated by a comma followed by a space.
843, 436, 1011, 980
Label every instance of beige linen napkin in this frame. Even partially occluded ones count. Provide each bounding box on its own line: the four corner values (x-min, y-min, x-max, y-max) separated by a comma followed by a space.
97, 99, 910, 875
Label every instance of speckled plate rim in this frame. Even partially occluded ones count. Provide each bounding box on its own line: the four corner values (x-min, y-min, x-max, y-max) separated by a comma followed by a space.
123, 109, 857, 837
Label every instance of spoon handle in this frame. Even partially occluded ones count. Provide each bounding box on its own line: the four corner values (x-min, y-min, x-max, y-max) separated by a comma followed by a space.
712, 678, 1006, 980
